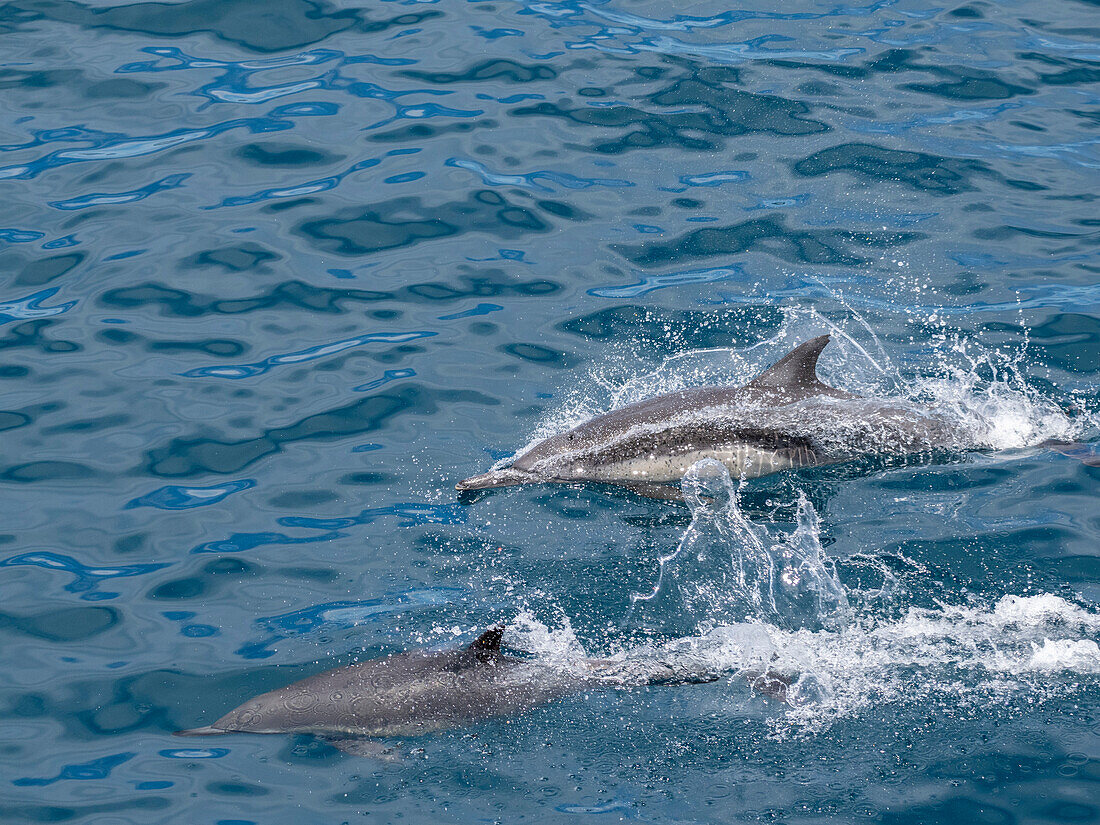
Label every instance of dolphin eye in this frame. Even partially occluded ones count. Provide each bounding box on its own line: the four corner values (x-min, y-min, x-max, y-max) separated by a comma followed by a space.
567, 433, 574, 440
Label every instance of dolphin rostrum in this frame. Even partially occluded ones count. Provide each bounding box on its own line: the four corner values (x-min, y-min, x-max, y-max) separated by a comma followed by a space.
457, 335, 977, 500
175, 625, 726, 756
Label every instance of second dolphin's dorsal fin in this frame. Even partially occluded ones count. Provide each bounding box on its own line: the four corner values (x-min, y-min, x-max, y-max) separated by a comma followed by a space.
743, 335, 852, 399
467, 624, 505, 659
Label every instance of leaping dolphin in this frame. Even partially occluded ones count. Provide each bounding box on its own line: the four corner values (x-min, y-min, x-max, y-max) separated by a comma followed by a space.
175, 625, 731, 757
457, 335, 977, 500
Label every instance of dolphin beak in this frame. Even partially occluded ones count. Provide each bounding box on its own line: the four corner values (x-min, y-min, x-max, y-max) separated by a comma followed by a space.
455, 466, 533, 491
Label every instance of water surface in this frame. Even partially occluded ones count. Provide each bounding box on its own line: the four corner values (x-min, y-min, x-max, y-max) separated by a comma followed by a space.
2, 0, 1099, 822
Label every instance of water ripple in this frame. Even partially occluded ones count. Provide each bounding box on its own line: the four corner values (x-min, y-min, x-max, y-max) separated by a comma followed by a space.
437, 302, 503, 320
365, 101, 485, 130
0, 288, 77, 325
0, 552, 170, 600
353, 368, 417, 392
671, 170, 750, 188
238, 588, 462, 658
206, 148, 423, 209
446, 157, 633, 191
158, 749, 228, 760
13, 752, 135, 786
0, 103, 335, 181
277, 502, 467, 531
125, 480, 256, 511
48, 173, 191, 210
116, 46, 348, 74
0, 228, 45, 242
588, 265, 748, 298
572, 0, 897, 31
181, 331, 436, 379
574, 35, 865, 64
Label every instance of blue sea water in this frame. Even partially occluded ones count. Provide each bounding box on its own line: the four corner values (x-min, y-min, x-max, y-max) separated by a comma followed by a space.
2, 0, 1100, 821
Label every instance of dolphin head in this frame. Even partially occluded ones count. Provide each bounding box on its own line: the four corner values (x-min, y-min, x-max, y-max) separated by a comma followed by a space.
455, 429, 586, 491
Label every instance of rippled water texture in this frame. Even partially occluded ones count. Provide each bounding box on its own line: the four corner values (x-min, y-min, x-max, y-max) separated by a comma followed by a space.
2, 0, 1099, 822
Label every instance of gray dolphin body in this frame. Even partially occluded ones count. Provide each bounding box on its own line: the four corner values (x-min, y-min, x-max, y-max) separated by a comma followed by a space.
457, 335, 974, 499
176, 627, 727, 756
176, 627, 596, 755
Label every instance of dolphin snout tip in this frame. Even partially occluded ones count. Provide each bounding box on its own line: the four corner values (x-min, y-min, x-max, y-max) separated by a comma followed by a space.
456, 467, 532, 491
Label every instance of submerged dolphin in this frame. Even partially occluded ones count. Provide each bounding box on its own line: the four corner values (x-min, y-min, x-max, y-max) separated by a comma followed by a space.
457, 335, 975, 499
176, 627, 573, 756
176, 625, 729, 756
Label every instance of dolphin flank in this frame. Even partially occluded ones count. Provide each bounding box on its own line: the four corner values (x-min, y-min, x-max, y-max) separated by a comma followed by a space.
457, 335, 977, 499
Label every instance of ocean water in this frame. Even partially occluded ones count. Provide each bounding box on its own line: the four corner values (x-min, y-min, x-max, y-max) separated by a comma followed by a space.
2, 0, 1099, 822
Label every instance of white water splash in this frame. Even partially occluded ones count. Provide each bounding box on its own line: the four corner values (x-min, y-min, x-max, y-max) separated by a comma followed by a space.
512, 590, 1100, 732
508, 455, 1099, 735
630, 459, 849, 634
1029, 639, 1100, 672
640, 460, 1100, 732
906, 334, 1081, 450
755, 591, 1100, 734
507, 607, 589, 668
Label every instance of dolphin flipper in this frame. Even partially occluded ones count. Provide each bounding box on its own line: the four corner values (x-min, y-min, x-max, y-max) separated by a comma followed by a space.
1043, 439, 1100, 467
323, 736, 401, 760
618, 481, 685, 502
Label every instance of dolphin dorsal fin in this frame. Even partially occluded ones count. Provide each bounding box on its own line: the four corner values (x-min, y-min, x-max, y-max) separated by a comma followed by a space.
743, 335, 849, 398
467, 625, 505, 658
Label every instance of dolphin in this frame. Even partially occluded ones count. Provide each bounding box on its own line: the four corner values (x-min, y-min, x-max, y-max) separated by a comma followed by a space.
457, 335, 977, 500
175, 625, 728, 757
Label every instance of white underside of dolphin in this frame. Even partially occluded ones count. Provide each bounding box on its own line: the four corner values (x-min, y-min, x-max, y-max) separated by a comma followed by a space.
457, 335, 980, 499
